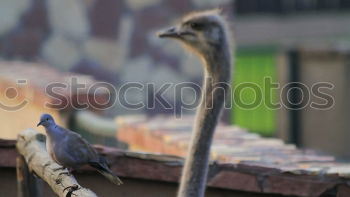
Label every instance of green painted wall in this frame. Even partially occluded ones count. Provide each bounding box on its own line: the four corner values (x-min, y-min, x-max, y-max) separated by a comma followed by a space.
232, 48, 278, 136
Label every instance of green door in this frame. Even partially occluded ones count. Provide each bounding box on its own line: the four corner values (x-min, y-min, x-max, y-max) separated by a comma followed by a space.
232, 48, 277, 136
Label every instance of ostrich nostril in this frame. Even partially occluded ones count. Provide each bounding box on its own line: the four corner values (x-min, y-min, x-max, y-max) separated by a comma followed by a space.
168, 27, 176, 32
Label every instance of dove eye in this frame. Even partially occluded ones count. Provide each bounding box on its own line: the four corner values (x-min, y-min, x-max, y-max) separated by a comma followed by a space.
46, 118, 49, 121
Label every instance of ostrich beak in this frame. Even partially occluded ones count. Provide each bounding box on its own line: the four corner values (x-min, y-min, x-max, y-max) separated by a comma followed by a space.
157, 26, 180, 38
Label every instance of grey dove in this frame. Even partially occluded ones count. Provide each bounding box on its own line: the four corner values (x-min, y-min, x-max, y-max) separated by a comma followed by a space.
37, 113, 123, 185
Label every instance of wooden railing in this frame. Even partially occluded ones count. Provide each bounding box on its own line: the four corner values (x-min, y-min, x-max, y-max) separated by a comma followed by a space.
16, 129, 98, 197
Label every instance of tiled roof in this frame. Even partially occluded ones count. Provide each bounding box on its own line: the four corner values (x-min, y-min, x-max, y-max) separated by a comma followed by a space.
116, 115, 350, 196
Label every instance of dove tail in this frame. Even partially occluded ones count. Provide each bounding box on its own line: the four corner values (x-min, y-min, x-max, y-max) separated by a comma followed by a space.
89, 162, 123, 185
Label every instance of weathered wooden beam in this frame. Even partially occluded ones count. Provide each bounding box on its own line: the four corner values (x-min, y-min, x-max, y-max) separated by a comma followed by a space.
16, 129, 98, 197
16, 156, 42, 197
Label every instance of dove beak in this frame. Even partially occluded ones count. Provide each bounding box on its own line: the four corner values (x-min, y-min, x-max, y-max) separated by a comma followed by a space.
37, 121, 43, 127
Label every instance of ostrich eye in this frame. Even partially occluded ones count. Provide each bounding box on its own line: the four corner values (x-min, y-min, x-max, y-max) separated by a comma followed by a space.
189, 22, 204, 31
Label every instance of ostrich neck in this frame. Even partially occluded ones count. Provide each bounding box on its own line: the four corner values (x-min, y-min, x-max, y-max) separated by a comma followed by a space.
178, 45, 231, 197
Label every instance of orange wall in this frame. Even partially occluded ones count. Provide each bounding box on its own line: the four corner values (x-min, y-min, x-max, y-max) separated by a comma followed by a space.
0, 96, 63, 139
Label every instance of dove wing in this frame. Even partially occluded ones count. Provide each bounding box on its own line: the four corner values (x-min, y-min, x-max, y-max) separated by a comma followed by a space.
54, 126, 100, 167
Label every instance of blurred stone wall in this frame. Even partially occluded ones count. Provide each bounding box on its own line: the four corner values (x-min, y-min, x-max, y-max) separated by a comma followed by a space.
0, 0, 234, 116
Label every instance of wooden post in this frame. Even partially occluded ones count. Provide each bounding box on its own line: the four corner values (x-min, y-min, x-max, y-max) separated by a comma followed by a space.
16, 129, 98, 197
16, 156, 42, 197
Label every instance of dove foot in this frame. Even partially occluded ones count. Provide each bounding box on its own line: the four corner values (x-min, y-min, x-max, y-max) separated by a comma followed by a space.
63, 184, 80, 197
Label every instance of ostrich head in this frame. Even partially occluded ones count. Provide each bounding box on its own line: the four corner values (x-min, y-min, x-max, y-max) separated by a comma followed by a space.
158, 9, 231, 58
